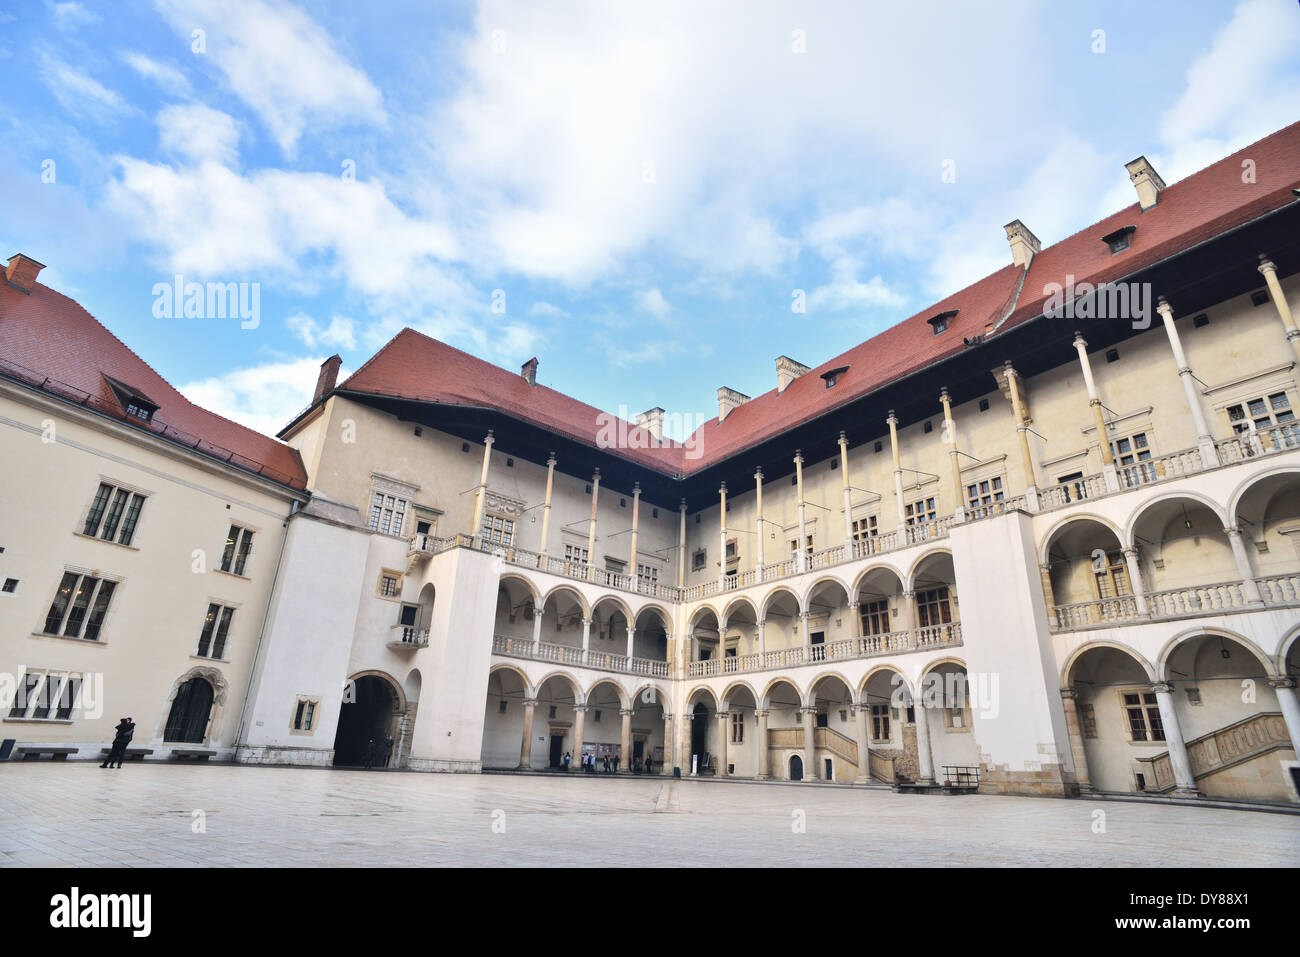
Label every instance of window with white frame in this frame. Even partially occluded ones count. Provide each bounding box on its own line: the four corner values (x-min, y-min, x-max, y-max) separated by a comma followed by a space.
1120, 690, 1165, 742
564, 543, 589, 565
965, 476, 1005, 513
220, 524, 254, 576
368, 491, 408, 536
42, 572, 117, 641
1111, 431, 1154, 483
480, 514, 514, 546
851, 516, 878, 541
636, 563, 659, 589
7, 670, 83, 720
196, 602, 235, 659
82, 482, 146, 546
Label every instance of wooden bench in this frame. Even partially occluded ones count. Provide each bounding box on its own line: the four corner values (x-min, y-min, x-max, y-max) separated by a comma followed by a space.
99, 747, 154, 762
16, 746, 78, 761
169, 748, 217, 761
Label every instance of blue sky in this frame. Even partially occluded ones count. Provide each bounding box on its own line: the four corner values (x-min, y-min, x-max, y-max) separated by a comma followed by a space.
2, 0, 1298, 438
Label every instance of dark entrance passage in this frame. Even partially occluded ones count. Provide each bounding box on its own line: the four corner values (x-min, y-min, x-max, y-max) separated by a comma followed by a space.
164, 677, 214, 743
691, 703, 708, 768
549, 732, 564, 768
789, 754, 804, 781
333, 675, 398, 766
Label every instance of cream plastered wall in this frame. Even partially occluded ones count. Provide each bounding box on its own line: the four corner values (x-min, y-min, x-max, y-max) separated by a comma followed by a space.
0, 383, 300, 758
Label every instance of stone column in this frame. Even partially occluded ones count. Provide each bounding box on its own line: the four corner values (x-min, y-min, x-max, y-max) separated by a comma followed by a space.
531, 612, 543, 650
848, 600, 861, 638
1156, 297, 1220, 467
1039, 563, 1057, 622
585, 469, 601, 580
677, 500, 687, 588
800, 611, 811, 658
580, 617, 592, 663
661, 711, 675, 775
716, 710, 729, 777
470, 429, 495, 536
628, 482, 641, 587
572, 705, 588, 771
899, 590, 917, 637
755, 709, 770, 779
1258, 257, 1300, 363
1003, 362, 1038, 503
913, 693, 935, 785
625, 626, 636, 662
680, 707, 694, 774
519, 698, 537, 770
853, 705, 870, 784
939, 388, 965, 520
887, 411, 906, 528
838, 431, 854, 546
619, 709, 633, 773
801, 707, 818, 780
1224, 526, 1263, 603
754, 468, 766, 581
1268, 678, 1300, 760
1072, 335, 1117, 487
718, 482, 728, 591
1122, 547, 1150, 615
1059, 688, 1093, 793
794, 450, 808, 572
539, 453, 556, 557
1151, 682, 1199, 796
756, 618, 766, 657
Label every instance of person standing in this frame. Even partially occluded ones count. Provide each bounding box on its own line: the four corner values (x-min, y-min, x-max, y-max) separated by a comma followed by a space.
363, 738, 376, 769
382, 736, 394, 768
101, 717, 135, 768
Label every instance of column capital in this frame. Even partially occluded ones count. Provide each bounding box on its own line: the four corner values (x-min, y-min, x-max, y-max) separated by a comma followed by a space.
484, 429, 495, 445
546, 452, 556, 467
1072, 331, 1087, 349
719, 481, 727, 495
793, 449, 804, 464
591, 468, 601, 483
847, 599, 859, 608
756, 617, 766, 627
838, 430, 848, 447
1149, 681, 1175, 695
522, 697, 539, 708
1257, 257, 1278, 276
632, 481, 640, 495
1059, 687, 1079, 700
939, 386, 950, 403
717, 709, 730, 719
1267, 676, 1297, 690
573, 704, 590, 713
887, 409, 898, 426
799, 610, 810, 620
680, 498, 687, 511
1223, 524, 1242, 537
1155, 296, 1174, 319
1002, 359, 1018, 378
1122, 546, 1139, 558
754, 466, 764, 480
754, 709, 769, 718
619, 709, 635, 717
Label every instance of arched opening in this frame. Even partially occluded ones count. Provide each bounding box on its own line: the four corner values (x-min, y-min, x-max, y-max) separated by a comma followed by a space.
690, 701, 710, 771
164, 676, 214, 743
920, 660, 980, 784
589, 597, 632, 670
808, 674, 855, 781
1232, 471, 1300, 600
761, 589, 801, 655
582, 679, 628, 771
481, 666, 530, 770
854, 566, 907, 649
628, 683, 666, 773
720, 599, 757, 668
1130, 497, 1240, 609
1065, 645, 1156, 793
861, 668, 912, 783
333, 674, 401, 767
761, 678, 803, 780
537, 674, 581, 769
1043, 518, 1132, 627
721, 683, 758, 777
789, 754, 803, 781
910, 552, 959, 646
804, 580, 850, 662
632, 606, 670, 665
494, 577, 537, 647
539, 587, 589, 657
688, 608, 720, 669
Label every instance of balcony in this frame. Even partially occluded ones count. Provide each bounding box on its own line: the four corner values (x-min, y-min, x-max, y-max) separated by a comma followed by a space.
387, 624, 429, 650
685, 623, 962, 677
491, 634, 671, 677
1049, 573, 1300, 632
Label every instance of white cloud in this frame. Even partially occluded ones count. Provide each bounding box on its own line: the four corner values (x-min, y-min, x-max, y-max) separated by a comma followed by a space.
286, 312, 356, 350
121, 51, 192, 95
38, 53, 129, 121
637, 287, 671, 318
158, 103, 240, 167
179, 356, 344, 437
48, 1, 100, 30
154, 0, 386, 157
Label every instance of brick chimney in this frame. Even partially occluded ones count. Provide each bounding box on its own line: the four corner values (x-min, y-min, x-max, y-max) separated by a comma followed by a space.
5, 254, 46, 294
521, 356, 539, 386
717, 387, 750, 423
313, 354, 342, 403
1004, 220, 1041, 270
775, 355, 810, 393
1124, 156, 1166, 211
636, 406, 665, 440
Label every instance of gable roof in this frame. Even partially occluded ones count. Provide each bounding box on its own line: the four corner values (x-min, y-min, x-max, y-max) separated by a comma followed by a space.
0, 281, 308, 491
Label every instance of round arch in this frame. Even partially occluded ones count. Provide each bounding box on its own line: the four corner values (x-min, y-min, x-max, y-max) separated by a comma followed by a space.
919, 655, 969, 678
1156, 627, 1278, 682
631, 682, 672, 709
906, 548, 954, 591
1280, 622, 1300, 673
498, 573, 540, 606
859, 663, 912, 699
801, 575, 851, 611
1060, 640, 1156, 687
347, 669, 406, 712
759, 676, 803, 710
487, 663, 534, 699
534, 670, 585, 705
1124, 491, 1230, 550
721, 596, 759, 624
685, 684, 720, 709
585, 677, 631, 709
720, 679, 760, 706
1226, 464, 1300, 522
540, 584, 591, 619
1038, 512, 1126, 566
850, 562, 906, 596
689, 604, 721, 629
807, 670, 855, 701
760, 586, 803, 618
591, 593, 636, 625
634, 602, 674, 632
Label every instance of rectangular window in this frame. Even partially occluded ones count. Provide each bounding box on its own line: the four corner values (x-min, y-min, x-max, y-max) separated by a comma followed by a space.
564, 543, 589, 565
7, 671, 79, 721
851, 516, 878, 541
480, 514, 515, 546
870, 704, 891, 742
731, 711, 744, 744
860, 598, 890, 636
692, 549, 706, 571
81, 482, 146, 546
368, 492, 408, 537
220, 525, 255, 576
293, 698, 318, 732
636, 564, 660, 589
789, 535, 813, 557
1122, 691, 1165, 742
965, 476, 1005, 513
905, 497, 937, 525
915, 587, 952, 627
196, 603, 235, 658
378, 572, 402, 598
43, 572, 117, 641
1111, 431, 1155, 485
1094, 551, 1132, 600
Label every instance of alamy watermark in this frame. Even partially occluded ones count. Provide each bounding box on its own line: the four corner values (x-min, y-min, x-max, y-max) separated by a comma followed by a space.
152, 275, 260, 329
1043, 275, 1152, 330
596, 404, 708, 460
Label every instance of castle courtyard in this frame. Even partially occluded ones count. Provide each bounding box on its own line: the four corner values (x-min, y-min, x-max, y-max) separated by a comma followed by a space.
1, 764, 1294, 868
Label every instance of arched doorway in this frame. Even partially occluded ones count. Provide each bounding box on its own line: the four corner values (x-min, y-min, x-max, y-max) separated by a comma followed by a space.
690, 702, 709, 765
789, 754, 804, 781
333, 674, 401, 766
164, 676, 214, 743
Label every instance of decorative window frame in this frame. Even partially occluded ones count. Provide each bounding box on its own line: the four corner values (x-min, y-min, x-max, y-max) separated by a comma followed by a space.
290, 696, 322, 735
367, 473, 420, 538
376, 567, 405, 601
76, 476, 153, 549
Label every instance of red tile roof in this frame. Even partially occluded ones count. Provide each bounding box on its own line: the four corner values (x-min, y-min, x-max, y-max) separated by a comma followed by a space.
0, 281, 308, 490
338, 120, 1300, 477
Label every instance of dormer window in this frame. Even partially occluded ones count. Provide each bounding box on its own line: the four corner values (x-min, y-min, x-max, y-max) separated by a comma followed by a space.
1102, 225, 1136, 255
820, 366, 849, 389
102, 375, 159, 424
928, 310, 958, 336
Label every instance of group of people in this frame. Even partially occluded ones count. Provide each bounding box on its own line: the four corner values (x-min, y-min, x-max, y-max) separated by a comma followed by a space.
560, 751, 655, 774
100, 717, 136, 768
362, 736, 395, 769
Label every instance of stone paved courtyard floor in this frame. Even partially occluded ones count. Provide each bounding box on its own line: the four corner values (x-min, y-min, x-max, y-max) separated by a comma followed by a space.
1, 763, 1296, 867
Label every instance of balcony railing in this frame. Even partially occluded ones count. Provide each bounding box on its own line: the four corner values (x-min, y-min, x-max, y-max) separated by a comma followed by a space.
1051, 574, 1300, 632
491, 634, 670, 677
387, 624, 429, 649
1216, 422, 1300, 463
685, 624, 961, 677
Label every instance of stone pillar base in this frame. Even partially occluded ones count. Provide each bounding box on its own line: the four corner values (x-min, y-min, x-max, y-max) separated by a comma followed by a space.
977, 762, 1070, 797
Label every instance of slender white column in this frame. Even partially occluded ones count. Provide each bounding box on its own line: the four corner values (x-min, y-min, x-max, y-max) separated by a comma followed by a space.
620, 709, 633, 773
801, 707, 817, 780
1004, 362, 1038, 501
1072, 335, 1116, 477
718, 482, 728, 591
531, 612, 543, 649
1122, 547, 1149, 615
1258, 257, 1300, 363
625, 626, 636, 661
519, 698, 537, 769
539, 453, 556, 556
628, 482, 641, 586
794, 451, 808, 572
1152, 682, 1199, 795
470, 429, 494, 536
585, 468, 601, 579
756, 618, 766, 656
853, 705, 870, 784
677, 500, 687, 588
661, 712, 675, 775
754, 468, 765, 580
1156, 297, 1220, 466
716, 710, 729, 777
755, 709, 770, 779
848, 600, 861, 637
572, 705, 587, 770
914, 691, 935, 785
800, 611, 811, 655
939, 389, 965, 520
1268, 678, 1300, 761
838, 431, 853, 546
887, 412, 906, 528
580, 616, 592, 663
1224, 526, 1263, 603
